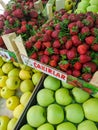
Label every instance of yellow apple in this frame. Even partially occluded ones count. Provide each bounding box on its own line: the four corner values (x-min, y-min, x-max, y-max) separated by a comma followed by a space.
19, 69, 32, 80
8, 68, 20, 77
1, 86, 15, 99
19, 64, 32, 71
13, 104, 24, 119
20, 79, 34, 93
0, 116, 10, 130
7, 117, 17, 130
65, 0, 73, 11
2, 62, 14, 74
20, 91, 32, 106
6, 96, 20, 110
32, 72, 42, 85
0, 76, 8, 87
0, 56, 4, 67
13, 61, 20, 67
0, 68, 4, 76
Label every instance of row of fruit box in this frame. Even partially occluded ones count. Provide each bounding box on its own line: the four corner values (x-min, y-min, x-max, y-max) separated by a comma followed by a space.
14, 73, 98, 130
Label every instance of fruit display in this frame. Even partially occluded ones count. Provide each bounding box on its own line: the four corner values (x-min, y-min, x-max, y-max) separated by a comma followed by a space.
75, 0, 98, 13
24, 10, 98, 82
0, 56, 42, 130
16, 75, 98, 130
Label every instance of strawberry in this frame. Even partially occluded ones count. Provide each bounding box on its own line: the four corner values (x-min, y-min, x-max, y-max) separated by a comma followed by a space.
55, 23, 61, 30
61, 36, 67, 43
66, 69, 72, 75
79, 55, 91, 63
21, 25, 27, 33
91, 44, 98, 52
53, 48, 59, 55
68, 22, 76, 29
67, 48, 77, 60
91, 28, 98, 36
45, 29, 53, 36
40, 55, 50, 64
59, 60, 70, 71
76, 21, 84, 28
25, 40, 32, 49
30, 36, 37, 43
72, 70, 81, 77
51, 55, 60, 62
85, 36, 95, 45
34, 41, 41, 50
29, 10, 38, 18
43, 41, 51, 48
42, 33, 51, 42
61, 13, 69, 20
30, 52, 37, 60
83, 62, 97, 73
0, 37, 4, 46
69, 26, 79, 35
77, 44, 88, 55
60, 49, 67, 55
49, 60, 57, 67
0, 21, 4, 29
82, 73, 92, 82
81, 26, 90, 35
71, 35, 81, 46
44, 48, 54, 55
51, 30, 60, 39
74, 61, 82, 70
21, 20, 27, 25
13, 9, 24, 18
65, 40, 73, 50
53, 40, 60, 48
68, 13, 78, 22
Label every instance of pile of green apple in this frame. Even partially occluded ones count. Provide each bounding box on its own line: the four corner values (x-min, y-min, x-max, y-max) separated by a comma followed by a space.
0, 56, 42, 130
20, 75, 98, 130
75, 0, 98, 13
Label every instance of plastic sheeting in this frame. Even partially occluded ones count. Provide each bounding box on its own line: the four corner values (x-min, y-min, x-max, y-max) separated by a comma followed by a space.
0, 0, 10, 14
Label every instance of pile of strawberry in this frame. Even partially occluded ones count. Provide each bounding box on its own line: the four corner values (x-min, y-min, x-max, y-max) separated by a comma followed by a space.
25, 9, 98, 82
0, 0, 48, 41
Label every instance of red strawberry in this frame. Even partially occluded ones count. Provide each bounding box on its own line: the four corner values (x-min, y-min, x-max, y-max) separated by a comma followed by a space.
30, 36, 37, 43
91, 28, 98, 36
74, 62, 82, 70
82, 73, 92, 82
21, 20, 27, 25
79, 55, 91, 63
83, 62, 97, 73
68, 13, 78, 22
43, 41, 51, 48
53, 48, 59, 55
51, 30, 60, 39
51, 55, 60, 62
77, 44, 88, 55
13, 9, 24, 18
85, 36, 95, 45
38, 51, 44, 56
67, 48, 77, 60
72, 70, 81, 77
17, 29, 22, 34
0, 21, 4, 29
29, 10, 38, 18
42, 33, 51, 42
49, 60, 57, 67
71, 35, 81, 46
60, 49, 67, 55
53, 40, 60, 48
91, 44, 98, 52
44, 48, 54, 55
66, 69, 72, 75
61, 36, 67, 43
45, 30, 53, 36
55, 23, 61, 30
40, 55, 50, 64
34, 41, 41, 50
61, 13, 69, 20
65, 40, 73, 50
30, 52, 37, 60
76, 21, 84, 28
68, 22, 76, 29
25, 41, 32, 49
59, 60, 70, 71
81, 26, 90, 35
69, 26, 79, 35
21, 25, 27, 33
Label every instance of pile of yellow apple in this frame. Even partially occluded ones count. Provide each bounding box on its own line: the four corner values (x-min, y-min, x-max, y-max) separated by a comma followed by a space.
0, 56, 42, 130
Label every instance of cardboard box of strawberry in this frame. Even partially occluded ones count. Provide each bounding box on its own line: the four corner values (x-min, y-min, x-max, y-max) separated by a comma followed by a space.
25, 9, 98, 85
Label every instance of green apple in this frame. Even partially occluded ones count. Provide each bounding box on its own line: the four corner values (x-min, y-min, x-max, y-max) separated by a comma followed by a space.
61, 81, 74, 89
32, 72, 42, 85
20, 124, 35, 130
57, 122, 76, 130
77, 120, 97, 130
6, 96, 20, 110
13, 104, 24, 119
27, 105, 46, 127
7, 117, 17, 130
65, 0, 73, 11
0, 57, 4, 67
92, 92, 98, 98
83, 98, 98, 122
1, 86, 15, 99
0, 76, 8, 87
8, 68, 20, 77
55, 88, 72, 106
47, 104, 64, 124
37, 88, 55, 107
87, 5, 98, 13
65, 103, 84, 123
90, 0, 98, 5
72, 87, 90, 103
13, 61, 20, 68
37, 123, 54, 130
32, 68, 41, 73
0, 68, 4, 76
6, 76, 21, 90
19, 69, 32, 80
44, 76, 60, 91
75, 9, 86, 14
0, 116, 10, 130
20, 79, 34, 93
20, 91, 32, 106
2, 62, 14, 74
